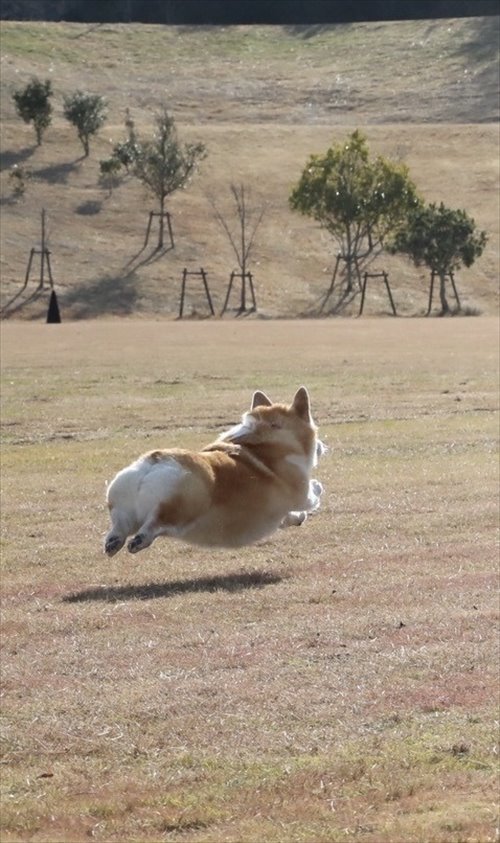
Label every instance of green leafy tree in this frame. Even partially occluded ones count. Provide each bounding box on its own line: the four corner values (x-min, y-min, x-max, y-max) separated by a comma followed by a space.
99, 156, 122, 196
99, 111, 142, 194
112, 109, 142, 172
133, 107, 206, 248
12, 77, 53, 146
289, 130, 422, 308
63, 91, 107, 157
390, 202, 488, 314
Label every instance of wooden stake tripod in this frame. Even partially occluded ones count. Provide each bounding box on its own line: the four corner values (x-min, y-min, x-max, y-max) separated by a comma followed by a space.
23, 209, 54, 291
178, 268, 215, 318
221, 271, 257, 316
358, 271, 397, 316
426, 270, 461, 315
143, 211, 174, 250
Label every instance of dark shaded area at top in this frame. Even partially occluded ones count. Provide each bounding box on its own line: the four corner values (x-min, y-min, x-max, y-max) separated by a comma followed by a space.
2, 0, 499, 24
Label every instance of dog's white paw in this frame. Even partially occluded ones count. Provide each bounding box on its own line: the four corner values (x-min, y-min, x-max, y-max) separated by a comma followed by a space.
316, 440, 328, 460
311, 479, 324, 497
280, 510, 307, 528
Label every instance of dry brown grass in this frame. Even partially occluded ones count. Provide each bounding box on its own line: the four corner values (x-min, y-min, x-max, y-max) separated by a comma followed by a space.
0, 19, 499, 320
1, 318, 499, 842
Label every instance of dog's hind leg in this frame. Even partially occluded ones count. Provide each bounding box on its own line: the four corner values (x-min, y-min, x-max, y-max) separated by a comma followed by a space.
127, 518, 173, 554
128, 496, 192, 554
127, 527, 155, 554
104, 507, 134, 557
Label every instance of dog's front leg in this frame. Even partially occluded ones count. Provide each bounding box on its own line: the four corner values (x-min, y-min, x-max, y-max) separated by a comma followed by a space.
280, 510, 307, 528
307, 479, 324, 511
280, 479, 324, 530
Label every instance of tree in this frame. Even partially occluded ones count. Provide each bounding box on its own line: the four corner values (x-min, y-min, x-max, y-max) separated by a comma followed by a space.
12, 77, 53, 146
109, 109, 142, 172
98, 156, 122, 196
99, 110, 142, 194
208, 183, 266, 312
289, 130, 422, 309
133, 107, 206, 248
389, 202, 488, 314
210, 183, 266, 278
63, 90, 107, 157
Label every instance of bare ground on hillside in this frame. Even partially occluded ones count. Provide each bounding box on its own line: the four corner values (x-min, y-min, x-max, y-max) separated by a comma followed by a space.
0, 318, 499, 842
0, 19, 498, 320
1, 19, 498, 125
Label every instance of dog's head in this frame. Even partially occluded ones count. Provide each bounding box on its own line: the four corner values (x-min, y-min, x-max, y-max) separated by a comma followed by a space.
220, 387, 320, 462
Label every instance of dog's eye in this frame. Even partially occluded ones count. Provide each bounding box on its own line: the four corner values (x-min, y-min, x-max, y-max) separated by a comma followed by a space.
270, 421, 282, 429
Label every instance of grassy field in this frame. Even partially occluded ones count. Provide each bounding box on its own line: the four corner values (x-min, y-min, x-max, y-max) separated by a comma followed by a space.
0, 18, 499, 319
1, 318, 499, 842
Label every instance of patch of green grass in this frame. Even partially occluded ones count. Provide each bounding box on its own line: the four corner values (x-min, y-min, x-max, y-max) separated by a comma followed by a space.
1, 18, 494, 87
4, 717, 494, 840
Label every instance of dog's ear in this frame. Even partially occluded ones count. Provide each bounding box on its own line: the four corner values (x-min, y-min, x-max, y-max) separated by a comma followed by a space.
251, 390, 273, 409
291, 386, 311, 421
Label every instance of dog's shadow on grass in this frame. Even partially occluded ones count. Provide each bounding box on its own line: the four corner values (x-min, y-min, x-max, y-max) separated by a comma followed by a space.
63, 570, 285, 604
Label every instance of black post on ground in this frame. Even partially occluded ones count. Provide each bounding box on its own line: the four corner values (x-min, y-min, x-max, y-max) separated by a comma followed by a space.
46, 289, 61, 323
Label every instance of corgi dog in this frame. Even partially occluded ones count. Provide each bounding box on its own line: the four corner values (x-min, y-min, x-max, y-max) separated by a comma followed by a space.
104, 386, 324, 556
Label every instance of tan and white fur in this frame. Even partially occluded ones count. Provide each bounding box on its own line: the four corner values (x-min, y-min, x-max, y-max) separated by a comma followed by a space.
104, 387, 324, 556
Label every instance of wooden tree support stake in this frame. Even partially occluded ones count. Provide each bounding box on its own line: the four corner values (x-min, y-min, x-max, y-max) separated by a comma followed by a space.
319, 254, 342, 312
178, 267, 215, 318
426, 270, 461, 315
358, 271, 397, 316
143, 210, 174, 250
221, 271, 257, 316
23, 209, 55, 293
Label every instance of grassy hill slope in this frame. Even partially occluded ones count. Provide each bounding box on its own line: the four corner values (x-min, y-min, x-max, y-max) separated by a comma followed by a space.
0, 18, 498, 318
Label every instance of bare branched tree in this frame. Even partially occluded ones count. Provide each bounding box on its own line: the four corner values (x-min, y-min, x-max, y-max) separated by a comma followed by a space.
208, 183, 266, 312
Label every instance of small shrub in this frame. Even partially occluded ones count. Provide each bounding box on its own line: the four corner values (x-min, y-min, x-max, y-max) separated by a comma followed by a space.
99, 157, 123, 195
9, 164, 32, 199
63, 91, 107, 157
12, 77, 53, 146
